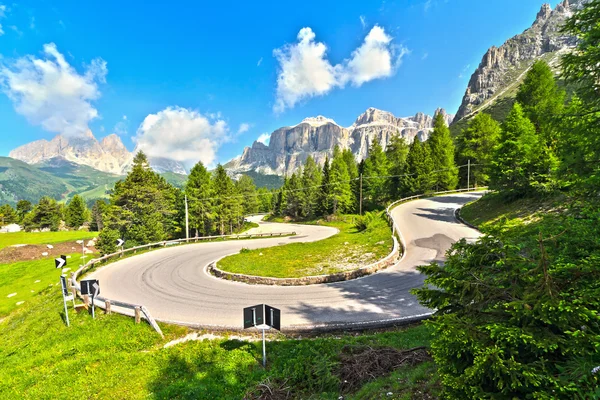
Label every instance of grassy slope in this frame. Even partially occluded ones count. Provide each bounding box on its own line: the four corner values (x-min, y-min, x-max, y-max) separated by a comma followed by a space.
219, 214, 392, 278
0, 231, 98, 251
0, 252, 90, 317
0, 281, 436, 399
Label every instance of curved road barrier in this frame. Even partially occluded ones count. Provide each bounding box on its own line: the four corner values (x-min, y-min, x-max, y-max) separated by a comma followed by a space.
79, 189, 485, 332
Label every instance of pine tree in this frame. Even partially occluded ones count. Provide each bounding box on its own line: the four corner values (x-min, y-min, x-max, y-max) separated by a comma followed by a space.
300, 156, 322, 219
491, 103, 542, 195
329, 146, 353, 214
318, 156, 332, 215
65, 195, 88, 229
284, 172, 302, 219
0, 204, 18, 226
212, 164, 236, 234
385, 133, 409, 200
363, 137, 390, 208
341, 149, 359, 212
428, 113, 458, 191
90, 200, 106, 232
185, 161, 214, 236
236, 175, 259, 216
406, 138, 434, 195
15, 200, 32, 223
516, 60, 565, 147
99, 151, 178, 251
24, 196, 62, 231
455, 113, 501, 187
257, 187, 273, 213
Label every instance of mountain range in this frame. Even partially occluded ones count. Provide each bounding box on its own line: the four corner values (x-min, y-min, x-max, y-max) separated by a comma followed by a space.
0, 0, 586, 206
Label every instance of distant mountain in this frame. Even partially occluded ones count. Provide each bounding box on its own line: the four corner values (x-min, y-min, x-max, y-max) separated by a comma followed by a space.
0, 156, 187, 207
453, 0, 586, 124
9, 131, 187, 175
225, 107, 453, 176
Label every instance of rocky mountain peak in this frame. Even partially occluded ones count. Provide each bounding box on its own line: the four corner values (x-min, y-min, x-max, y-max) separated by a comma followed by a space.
352, 107, 396, 127
454, 0, 585, 121
296, 115, 338, 127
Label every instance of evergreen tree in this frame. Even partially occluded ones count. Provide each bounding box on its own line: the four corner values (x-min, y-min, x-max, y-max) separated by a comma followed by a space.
455, 113, 501, 187
0, 204, 18, 226
257, 187, 273, 213
516, 61, 565, 137
185, 161, 214, 236
284, 172, 302, 219
428, 113, 458, 191
99, 151, 178, 252
328, 146, 353, 214
318, 156, 332, 215
90, 200, 106, 232
15, 200, 32, 223
24, 196, 62, 231
212, 164, 236, 234
300, 156, 322, 219
236, 175, 259, 216
362, 137, 390, 208
491, 103, 547, 196
385, 133, 409, 200
341, 149, 359, 212
65, 195, 88, 229
405, 138, 434, 195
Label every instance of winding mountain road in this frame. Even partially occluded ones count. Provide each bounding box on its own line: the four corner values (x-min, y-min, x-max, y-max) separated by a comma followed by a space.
89, 192, 483, 331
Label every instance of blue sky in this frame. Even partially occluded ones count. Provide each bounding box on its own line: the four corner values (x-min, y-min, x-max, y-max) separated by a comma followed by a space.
0, 0, 561, 168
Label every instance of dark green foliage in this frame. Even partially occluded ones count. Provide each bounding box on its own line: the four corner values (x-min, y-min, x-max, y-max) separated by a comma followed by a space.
342, 148, 359, 212
405, 138, 434, 195
257, 187, 273, 213
490, 103, 553, 196
428, 114, 458, 191
65, 195, 88, 229
23, 196, 62, 232
413, 197, 600, 399
363, 137, 390, 209
353, 211, 376, 232
212, 164, 240, 234
300, 156, 322, 219
318, 156, 332, 215
236, 175, 259, 216
561, 0, 600, 112
15, 200, 32, 223
455, 112, 500, 187
385, 133, 409, 200
185, 161, 214, 237
329, 146, 353, 214
283, 172, 302, 219
0, 204, 18, 226
89, 200, 106, 232
98, 152, 178, 253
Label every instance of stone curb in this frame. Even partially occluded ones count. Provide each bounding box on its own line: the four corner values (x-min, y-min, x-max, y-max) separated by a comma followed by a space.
208, 236, 400, 286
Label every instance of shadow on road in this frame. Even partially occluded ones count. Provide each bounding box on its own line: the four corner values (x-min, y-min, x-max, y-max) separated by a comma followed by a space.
415, 207, 459, 224
425, 194, 480, 205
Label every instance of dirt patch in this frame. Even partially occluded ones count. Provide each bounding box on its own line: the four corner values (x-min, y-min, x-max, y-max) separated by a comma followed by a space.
338, 345, 431, 394
0, 240, 96, 263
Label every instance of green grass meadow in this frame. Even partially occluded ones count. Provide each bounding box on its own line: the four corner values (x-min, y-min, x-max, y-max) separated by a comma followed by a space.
0, 231, 98, 251
218, 214, 393, 278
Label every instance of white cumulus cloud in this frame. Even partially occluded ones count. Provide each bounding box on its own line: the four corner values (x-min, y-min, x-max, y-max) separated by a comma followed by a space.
134, 106, 229, 168
256, 133, 270, 145
273, 25, 404, 112
0, 43, 107, 137
237, 122, 250, 134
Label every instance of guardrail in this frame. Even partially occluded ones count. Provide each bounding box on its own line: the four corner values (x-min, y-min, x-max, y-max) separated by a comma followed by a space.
70, 230, 296, 336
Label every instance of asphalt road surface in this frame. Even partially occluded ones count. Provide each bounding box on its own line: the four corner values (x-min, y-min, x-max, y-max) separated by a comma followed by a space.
89, 192, 484, 331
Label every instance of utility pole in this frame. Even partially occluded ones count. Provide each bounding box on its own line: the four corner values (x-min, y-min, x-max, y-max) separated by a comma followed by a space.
467, 159, 471, 190
359, 173, 363, 216
185, 194, 189, 241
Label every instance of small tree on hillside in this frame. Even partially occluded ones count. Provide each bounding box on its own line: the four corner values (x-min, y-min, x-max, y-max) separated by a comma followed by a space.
428, 113, 458, 191
65, 195, 88, 229
0, 204, 18, 226
16, 200, 32, 223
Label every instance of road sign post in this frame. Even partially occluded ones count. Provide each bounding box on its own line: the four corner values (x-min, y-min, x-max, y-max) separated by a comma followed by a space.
60, 275, 71, 327
81, 279, 100, 319
243, 304, 281, 367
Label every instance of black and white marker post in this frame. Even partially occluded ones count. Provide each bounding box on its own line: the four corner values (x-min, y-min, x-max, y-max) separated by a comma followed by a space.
81, 279, 100, 319
54, 255, 69, 326
116, 238, 125, 253
243, 304, 281, 367
59, 275, 73, 327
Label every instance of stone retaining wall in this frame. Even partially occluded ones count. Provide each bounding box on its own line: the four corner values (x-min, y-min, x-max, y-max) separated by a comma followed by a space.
208, 236, 399, 286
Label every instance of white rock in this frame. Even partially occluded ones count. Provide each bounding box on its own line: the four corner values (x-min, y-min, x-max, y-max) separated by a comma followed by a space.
7, 293, 16, 298
34, 280, 40, 283
46, 244, 54, 249
42, 252, 49, 256
16, 301, 24, 306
